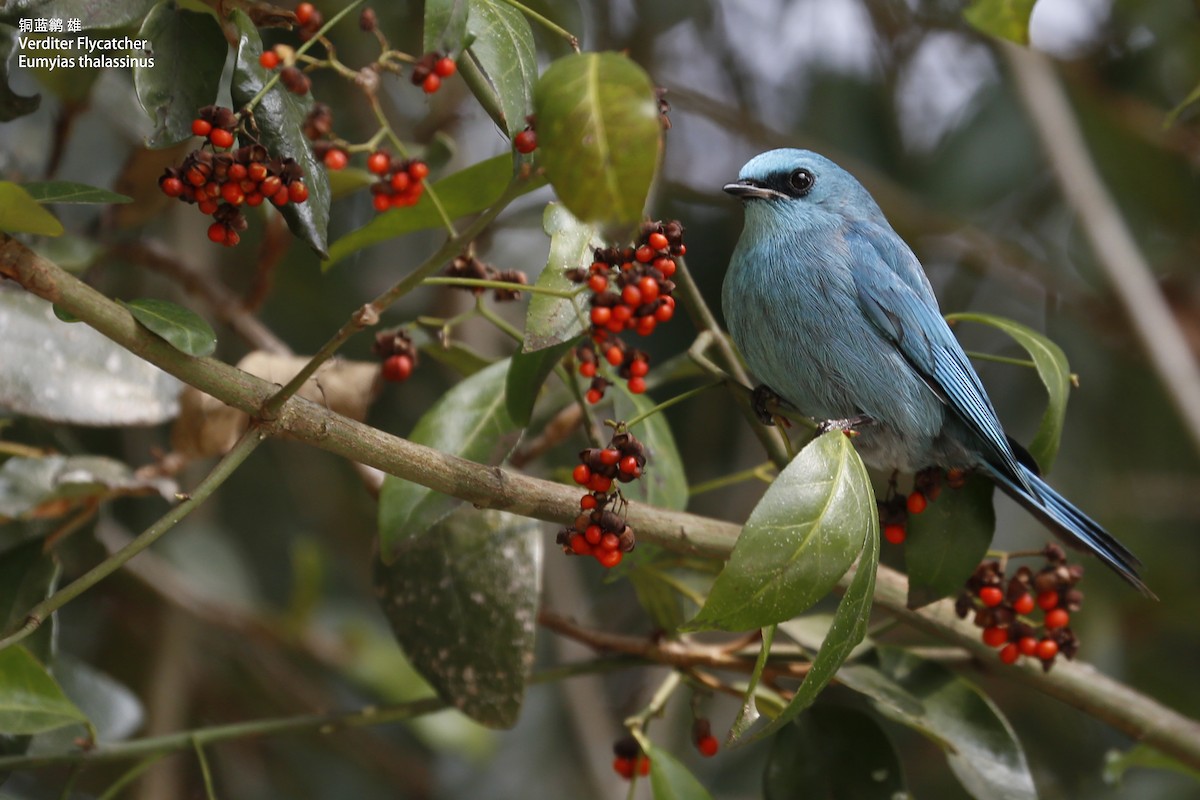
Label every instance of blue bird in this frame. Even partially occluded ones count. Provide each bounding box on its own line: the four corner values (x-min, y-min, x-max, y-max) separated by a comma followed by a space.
722, 149, 1149, 594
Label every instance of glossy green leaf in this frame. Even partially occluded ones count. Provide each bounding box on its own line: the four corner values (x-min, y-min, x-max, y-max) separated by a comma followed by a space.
949, 312, 1071, 471
729, 625, 774, 740
611, 383, 688, 512
230, 10, 330, 258
0, 0, 159, 29
644, 740, 715, 800
905, 474, 995, 609
0, 540, 60, 665
0, 182, 63, 236
410, 327, 492, 377
839, 648, 1037, 800
0, 647, 87, 735
764, 706, 905, 799
29, 655, 143, 754
374, 506, 541, 728
121, 298, 216, 357
963, 0, 1035, 45
463, 0, 537, 137
534, 52, 662, 231
324, 155, 546, 269
686, 432, 874, 632
378, 359, 518, 564
0, 25, 40, 121
134, 4, 227, 149
21, 181, 132, 205
424, 0, 469, 53
505, 336, 579, 427
523, 203, 594, 352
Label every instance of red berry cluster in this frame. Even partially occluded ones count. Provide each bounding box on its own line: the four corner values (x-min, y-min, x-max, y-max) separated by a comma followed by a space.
879, 467, 965, 545
556, 430, 646, 569
693, 718, 719, 758
956, 544, 1083, 671
566, 221, 685, 404
367, 157, 428, 212
611, 737, 651, 781
373, 328, 419, 383
189, 104, 237, 149
411, 51, 457, 94
293, 2, 324, 39
444, 254, 528, 301
159, 132, 309, 247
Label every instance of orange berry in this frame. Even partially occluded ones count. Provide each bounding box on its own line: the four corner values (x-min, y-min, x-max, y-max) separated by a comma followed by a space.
979, 586, 1004, 607
288, 181, 309, 203
648, 232, 669, 251
228, 163, 248, 181
906, 490, 927, 514
654, 302, 674, 323
981, 626, 1008, 647
628, 376, 646, 394
323, 148, 348, 170
1044, 608, 1070, 630
597, 549, 622, 568
422, 73, 441, 93
220, 182, 245, 205
622, 285, 643, 307
883, 523, 906, 544
209, 128, 235, 148
655, 256, 676, 277
191, 118, 212, 137
579, 361, 596, 378
1018, 636, 1039, 656
259, 50, 280, 69
434, 56, 457, 77
1036, 590, 1059, 611
585, 388, 603, 404
295, 2, 315, 24
271, 187, 291, 206
580, 494, 598, 510
590, 306, 612, 327
999, 643, 1020, 664
588, 274, 608, 293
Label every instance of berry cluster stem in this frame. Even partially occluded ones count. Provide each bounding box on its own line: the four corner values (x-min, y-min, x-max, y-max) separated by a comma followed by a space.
622, 379, 721, 429
420, 276, 575, 298
498, 0, 581, 51
626, 670, 683, 735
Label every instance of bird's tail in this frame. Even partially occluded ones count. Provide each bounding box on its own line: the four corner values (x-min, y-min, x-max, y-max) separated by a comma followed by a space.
986, 463, 1154, 598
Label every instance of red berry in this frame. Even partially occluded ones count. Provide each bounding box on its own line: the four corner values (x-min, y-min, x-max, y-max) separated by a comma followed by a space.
621, 285, 643, 307
638, 277, 659, 302
999, 643, 1020, 664
219, 183, 243, 205
605, 346, 624, 366
600, 532, 620, 551
372, 193, 391, 213
584, 524, 602, 545
597, 548, 622, 568
228, 163, 248, 181
635, 245, 653, 263
422, 73, 442, 94
634, 317, 656, 336
981, 626, 1008, 648
654, 302, 675, 323
191, 118, 212, 137
389, 171, 411, 192
408, 161, 430, 180
160, 176, 184, 197
906, 490, 927, 514
1018, 636, 1039, 656
272, 187, 291, 206
629, 359, 649, 378
589, 475, 612, 493
979, 586, 1004, 607
627, 376, 646, 394
612, 757, 634, 780
288, 181, 309, 203
572, 464, 591, 486
588, 274, 608, 293
597, 449, 619, 467
612, 304, 633, 325
434, 56, 457, 77
1035, 638, 1059, 661
655, 256, 677, 277
883, 523, 906, 545
382, 354, 413, 382
209, 128, 235, 149
579, 361, 597, 378
1012, 593, 1035, 615
514, 129, 537, 154
586, 388, 603, 404
1044, 608, 1070, 630
224, 230, 240, 247
570, 534, 591, 556
259, 50, 280, 69
1036, 590, 1059, 611
323, 148, 348, 170
197, 199, 219, 215
637, 757, 650, 776
590, 306, 612, 327
696, 735, 719, 757
580, 494, 598, 510
648, 232, 669, 251
206, 222, 227, 244
295, 2, 315, 24
367, 151, 391, 175
619, 455, 639, 475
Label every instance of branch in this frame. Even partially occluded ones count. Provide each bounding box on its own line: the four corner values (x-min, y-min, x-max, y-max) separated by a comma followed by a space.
3, 235, 1200, 770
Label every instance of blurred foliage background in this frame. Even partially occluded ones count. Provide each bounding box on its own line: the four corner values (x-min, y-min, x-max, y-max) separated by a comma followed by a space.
2, 0, 1200, 798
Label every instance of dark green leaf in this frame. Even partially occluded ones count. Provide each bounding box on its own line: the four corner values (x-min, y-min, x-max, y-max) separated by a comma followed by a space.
626, 558, 686, 634
424, 0, 469, 53
839, 648, 1037, 800
326, 167, 376, 199
30, 655, 143, 753
522, 203, 594, 352
505, 336, 579, 426
374, 506, 541, 728
230, 10, 330, 258
611, 383, 688, 512
21, 181, 132, 204
729, 625, 774, 740
324, 155, 546, 269
949, 312, 1071, 471
963, 0, 1035, 45
121, 298, 216, 357
905, 474, 995, 609
410, 327, 493, 376
645, 740, 715, 800
378, 359, 519, 563
0, 647, 87, 735
464, 0, 537, 137
533, 52, 662, 231
0, 25, 39, 121
1104, 743, 1200, 785
686, 432, 873, 632
0, 540, 60, 666
763, 706, 906, 800
0, 182, 63, 236
134, 4, 227, 149
0, 0, 159, 29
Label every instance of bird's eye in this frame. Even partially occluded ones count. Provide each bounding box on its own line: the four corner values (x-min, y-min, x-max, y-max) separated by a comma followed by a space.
788, 169, 815, 195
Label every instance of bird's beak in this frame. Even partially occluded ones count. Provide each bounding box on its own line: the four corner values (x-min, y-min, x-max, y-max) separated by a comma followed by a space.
723, 180, 785, 200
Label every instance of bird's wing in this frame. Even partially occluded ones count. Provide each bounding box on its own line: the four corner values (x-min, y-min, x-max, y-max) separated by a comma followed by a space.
846, 225, 1033, 492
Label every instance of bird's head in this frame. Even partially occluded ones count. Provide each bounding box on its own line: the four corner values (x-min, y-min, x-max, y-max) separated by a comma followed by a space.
724, 149, 884, 226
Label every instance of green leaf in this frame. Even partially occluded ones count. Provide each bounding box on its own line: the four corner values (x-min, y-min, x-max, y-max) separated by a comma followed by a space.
121, 298, 216, 357
505, 336, 579, 427
522, 203, 594, 352
1104, 743, 1200, 785
230, 10, 330, 258
326, 167, 376, 199
29, 654, 143, 754
424, 0, 469, 53
905, 474, 995, 609
0, 454, 175, 521
686, 432, 873, 631
626, 558, 687, 634
378, 359, 518, 564
324, 155, 546, 269
839, 648, 1037, 800
963, 0, 1036, 45
464, 0, 537, 137
644, 740, 715, 800
533, 52, 662, 231
728, 625, 774, 740
611, 383, 688, 512
0, 182, 63, 236
134, 4, 227, 149
764, 706, 906, 800
374, 506, 541, 728
21, 181, 132, 205
410, 327, 493, 376
0, 647, 87, 735
0, 24, 40, 121
948, 312, 1071, 471
0, 540, 60, 665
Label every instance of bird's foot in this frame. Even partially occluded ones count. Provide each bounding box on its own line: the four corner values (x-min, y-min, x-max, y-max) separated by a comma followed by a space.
751, 384, 791, 427
815, 414, 875, 436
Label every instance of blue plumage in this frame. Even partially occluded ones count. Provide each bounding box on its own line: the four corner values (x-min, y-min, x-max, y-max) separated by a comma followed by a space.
722, 149, 1148, 594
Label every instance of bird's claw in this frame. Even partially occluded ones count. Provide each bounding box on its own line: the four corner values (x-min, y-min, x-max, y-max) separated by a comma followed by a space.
816, 414, 875, 436
751, 384, 788, 426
